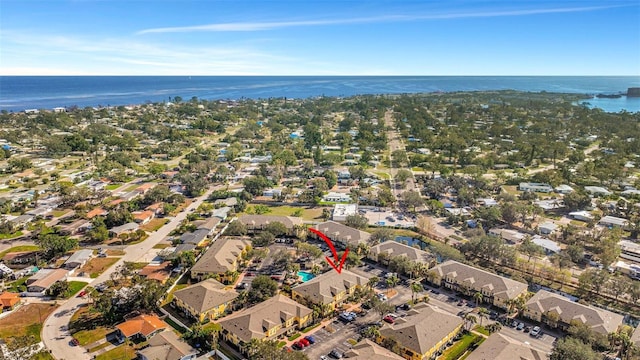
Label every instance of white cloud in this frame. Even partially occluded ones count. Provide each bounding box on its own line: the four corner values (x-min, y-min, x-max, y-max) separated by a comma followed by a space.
137, 5, 619, 34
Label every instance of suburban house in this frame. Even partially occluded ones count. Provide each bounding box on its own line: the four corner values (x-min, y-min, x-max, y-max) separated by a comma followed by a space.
180, 229, 210, 248
377, 303, 464, 360
584, 186, 612, 196
26, 269, 69, 294
238, 215, 303, 234
555, 184, 574, 194
322, 192, 352, 203
145, 202, 165, 216
368, 241, 436, 268
58, 219, 91, 235
109, 222, 139, 237
138, 262, 172, 284
599, 215, 629, 228
218, 294, 312, 353
291, 269, 366, 313
519, 182, 553, 193
137, 330, 197, 360
135, 183, 157, 195
63, 249, 93, 270
172, 279, 239, 323
212, 206, 232, 220
538, 221, 558, 235
464, 333, 549, 360
429, 260, 528, 310
116, 314, 168, 342
569, 210, 594, 222
86, 207, 108, 219
0, 292, 21, 312
196, 217, 221, 236
132, 210, 155, 224
523, 290, 624, 335
190, 237, 252, 282
488, 228, 526, 244
214, 197, 238, 207
311, 221, 371, 249
343, 339, 404, 359
332, 203, 358, 222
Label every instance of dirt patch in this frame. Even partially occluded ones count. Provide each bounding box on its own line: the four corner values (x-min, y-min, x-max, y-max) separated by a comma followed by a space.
106, 249, 125, 256
0, 303, 58, 342
80, 257, 119, 278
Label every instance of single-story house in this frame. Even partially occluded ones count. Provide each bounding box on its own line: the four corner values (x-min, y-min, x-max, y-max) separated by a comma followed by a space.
238, 215, 303, 234
538, 222, 558, 235
519, 182, 553, 193
214, 197, 238, 207
180, 229, 209, 247
86, 208, 107, 219
139, 262, 172, 284
569, 211, 593, 222
212, 206, 232, 220
196, 217, 221, 235
0, 292, 21, 312
172, 278, 239, 323
26, 269, 69, 293
488, 228, 526, 244
116, 314, 168, 342
132, 210, 155, 224
599, 215, 629, 228
532, 236, 562, 254
109, 222, 139, 237
58, 219, 91, 235
584, 186, 612, 196
555, 184, 574, 194
63, 249, 93, 270
137, 330, 197, 360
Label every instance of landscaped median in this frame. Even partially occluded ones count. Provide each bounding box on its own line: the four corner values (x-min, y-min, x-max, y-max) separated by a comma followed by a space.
439, 331, 485, 360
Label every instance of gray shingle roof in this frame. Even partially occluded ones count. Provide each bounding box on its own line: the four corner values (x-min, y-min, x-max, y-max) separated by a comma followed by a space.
292, 269, 367, 305
312, 221, 371, 246
369, 241, 435, 264
191, 237, 251, 275
343, 339, 404, 359
238, 215, 302, 229
173, 279, 239, 314
464, 333, 548, 360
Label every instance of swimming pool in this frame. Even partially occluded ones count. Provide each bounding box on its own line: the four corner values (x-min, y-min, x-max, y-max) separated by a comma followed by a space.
297, 271, 315, 282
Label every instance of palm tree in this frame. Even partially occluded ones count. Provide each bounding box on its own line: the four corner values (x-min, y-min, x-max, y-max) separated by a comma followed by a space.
464, 314, 477, 331
477, 307, 489, 327
410, 282, 422, 303
473, 291, 483, 307
486, 322, 502, 334
367, 276, 380, 290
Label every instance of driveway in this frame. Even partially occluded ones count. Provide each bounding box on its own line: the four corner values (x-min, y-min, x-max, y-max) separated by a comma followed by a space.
41, 187, 216, 360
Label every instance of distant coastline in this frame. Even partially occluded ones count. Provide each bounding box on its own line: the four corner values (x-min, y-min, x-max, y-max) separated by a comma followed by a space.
1, 75, 639, 113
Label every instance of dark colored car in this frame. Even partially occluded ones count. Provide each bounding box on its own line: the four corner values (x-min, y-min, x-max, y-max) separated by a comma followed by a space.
329, 350, 343, 359
516, 322, 525, 331
304, 335, 316, 344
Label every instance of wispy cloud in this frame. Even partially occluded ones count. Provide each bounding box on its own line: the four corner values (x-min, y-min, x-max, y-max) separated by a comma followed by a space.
137, 5, 619, 34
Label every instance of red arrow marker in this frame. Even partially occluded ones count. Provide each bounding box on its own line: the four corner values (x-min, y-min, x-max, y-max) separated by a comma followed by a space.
309, 227, 349, 274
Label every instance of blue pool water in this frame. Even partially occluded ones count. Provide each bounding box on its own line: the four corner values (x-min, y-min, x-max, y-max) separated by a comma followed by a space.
298, 271, 315, 282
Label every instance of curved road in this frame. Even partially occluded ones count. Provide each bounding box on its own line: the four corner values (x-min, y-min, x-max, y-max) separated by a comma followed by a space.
42, 188, 215, 360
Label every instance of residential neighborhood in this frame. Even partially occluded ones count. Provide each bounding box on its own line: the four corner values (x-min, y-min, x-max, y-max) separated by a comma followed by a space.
0, 92, 640, 360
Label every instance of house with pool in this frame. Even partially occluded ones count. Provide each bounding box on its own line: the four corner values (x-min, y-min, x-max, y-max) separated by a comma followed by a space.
291, 269, 367, 315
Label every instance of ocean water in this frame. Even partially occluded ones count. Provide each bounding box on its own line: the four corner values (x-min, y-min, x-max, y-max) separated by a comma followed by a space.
1, 76, 639, 113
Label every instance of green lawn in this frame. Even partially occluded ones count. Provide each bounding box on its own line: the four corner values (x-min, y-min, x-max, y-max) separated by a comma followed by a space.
105, 184, 121, 191
74, 327, 111, 346
0, 245, 40, 259
0, 231, 24, 240
440, 332, 484, 360
51, 209, 71, 217
95, 344, 137, 360
244, 205, 325, 221
164, 283, 189, 304
473, 325, 490, 336
164, 316, 187, 334
64, 281, 88, 298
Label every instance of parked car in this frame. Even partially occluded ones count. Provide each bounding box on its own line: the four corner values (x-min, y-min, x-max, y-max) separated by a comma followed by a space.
530, 326, 541, 337
304, 335, 316, 344
299, 338, 310, 347
377, 293, 387, 301
77, 290, 87, 298
516, 322, 525, 331
235, 282, 248, 290
292, 342, 302, 350
69, 339, 79, 346
524, 326, 532, 333
396, 303, 410, 311
489, 311, 498, 320
339, 312, 356, 322
329, 350, 343, 359
383, 315, 395, 324
457, 300, 465, 306
511, 320, 519, 327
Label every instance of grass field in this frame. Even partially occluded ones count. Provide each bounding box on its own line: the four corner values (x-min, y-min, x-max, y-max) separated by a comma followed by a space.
80, 257, 119, 278
0, 245, 40, 259
105, 184, 121, 191
245, 205, 325, 221
65, 281, 88, 298
140, 218, 168, 232
0, 231, 24, 240
0, 303, 58, 343
440, 332, 484, 360
51, 209, 72, 217
95, 344, 137, 360
70, 306, 113, 346
153, 243, 171, 249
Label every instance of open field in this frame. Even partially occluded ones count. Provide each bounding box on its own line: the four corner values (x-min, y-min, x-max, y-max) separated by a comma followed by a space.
80, 257, 119, 278
0, 245, 40, 259
70, 307, 113, 346
0, 303, 58, 343
140, 218, 168, 232
95, 344, 138, 360
245, 205, 325, 221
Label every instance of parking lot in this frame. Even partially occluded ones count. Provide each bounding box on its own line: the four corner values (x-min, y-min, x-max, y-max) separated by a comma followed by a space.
361, 208, 415, 228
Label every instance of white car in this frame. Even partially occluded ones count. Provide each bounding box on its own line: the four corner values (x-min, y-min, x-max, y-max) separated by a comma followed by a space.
530, 326, 541, 337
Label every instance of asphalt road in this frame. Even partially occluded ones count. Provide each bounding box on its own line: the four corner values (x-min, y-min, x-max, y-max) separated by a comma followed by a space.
41, 187, 215, 360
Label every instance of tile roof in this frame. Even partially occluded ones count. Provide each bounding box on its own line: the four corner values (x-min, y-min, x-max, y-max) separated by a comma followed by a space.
0, 292, 20, 308
133, 210, 154, 221
116, 314, 168, 338
431, 260, 528, 301
137, 330, 197, 360
86, 208, 107, 219
312, 221, 371, 246
173, 279, 239, 314
139, 262, 172, 282
292, 269, 367, 305
525, 290, 624, 335
191, 237, 251, 274
464, 333, 549, 360
343, 339, 404, 359
218, 294, 312, 343
369, 241, 435, 264
379, 303, 463, 356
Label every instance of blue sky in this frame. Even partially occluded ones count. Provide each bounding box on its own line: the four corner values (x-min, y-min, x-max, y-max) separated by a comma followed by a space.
1, 0, 639, 75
